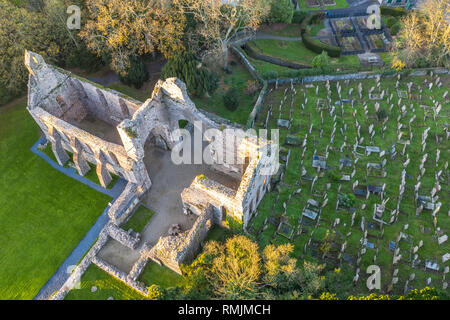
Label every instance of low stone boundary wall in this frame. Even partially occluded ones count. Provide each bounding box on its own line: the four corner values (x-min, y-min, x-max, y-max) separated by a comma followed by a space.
108, 181, 139, 224
128, 254, 150, 281
92, 256, 148, 295
267, 78, 302, 86
106, 222, 141, 249
247, 81, 268, 128
148, 207, 214, 274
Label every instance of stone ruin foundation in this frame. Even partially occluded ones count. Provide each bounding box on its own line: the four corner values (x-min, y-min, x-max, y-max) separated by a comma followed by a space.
25, 51, 275, 297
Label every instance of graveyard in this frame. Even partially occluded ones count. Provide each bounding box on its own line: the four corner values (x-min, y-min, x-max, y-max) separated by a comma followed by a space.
1, 0, 448, 303
249, 73, 449, 296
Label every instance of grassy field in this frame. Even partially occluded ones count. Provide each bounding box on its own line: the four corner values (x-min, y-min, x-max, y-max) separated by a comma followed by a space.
65, 264, 147, 300
138, 261, 184, 288
259, 23, 303, 38
0, 102, 111, 299
247, 39, 361, 70
191, 56, 259, 126
298, 0, 349, 11
249, 74, 449, 296
309, 21, 326, 36
122, 205, 155, 233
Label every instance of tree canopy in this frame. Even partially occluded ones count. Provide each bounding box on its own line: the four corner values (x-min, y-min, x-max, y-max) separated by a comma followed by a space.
177, 0, 271, 69
392, 0, 449, 68
80, 0, 186, 75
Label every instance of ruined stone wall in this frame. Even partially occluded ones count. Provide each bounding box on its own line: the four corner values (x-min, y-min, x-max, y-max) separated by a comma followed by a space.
182, 176, 242, 222
25, 51, 141, 126
148, 207, 214, 274
29, 107, 143, 184
106, 222, 141, 250
108, 182, 139, 223
235, 145, 274, 228
91, 256, 147, 295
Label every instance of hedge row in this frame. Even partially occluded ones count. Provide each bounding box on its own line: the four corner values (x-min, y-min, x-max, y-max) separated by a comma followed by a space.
303, 34, 341, 57
380, 6, 408, 17
300, 11, 342, 58
299, 11, 325, 35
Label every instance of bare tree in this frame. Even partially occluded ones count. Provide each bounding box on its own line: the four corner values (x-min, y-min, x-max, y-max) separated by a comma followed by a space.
177, 0, 271, 69
392, 0, 449, 68
80, 0, 186, 75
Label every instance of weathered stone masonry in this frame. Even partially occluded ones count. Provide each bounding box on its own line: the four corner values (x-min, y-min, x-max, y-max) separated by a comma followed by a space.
26, 50, 274, 283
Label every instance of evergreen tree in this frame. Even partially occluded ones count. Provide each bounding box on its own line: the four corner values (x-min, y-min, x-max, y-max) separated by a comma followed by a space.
162, 52, 217, 97
269, 0, 294, 24
118, 56, 149, 89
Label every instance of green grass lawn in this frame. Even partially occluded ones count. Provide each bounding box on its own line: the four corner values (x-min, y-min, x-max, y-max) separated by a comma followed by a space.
138, 261, 184, 288
0, 102, 111, 299
238, 47, 297, 78
259, 23, 303, 38
379, 52, 394, 67
191, 58, 259, 126
308, 21, 326, 36
64, 264, 147, 300
298, 0, 349, 11
247, 39, 361, 71
122, 205, 155, 233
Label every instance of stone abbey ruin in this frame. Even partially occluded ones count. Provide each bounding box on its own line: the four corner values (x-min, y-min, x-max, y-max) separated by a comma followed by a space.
25, 51, 274, 296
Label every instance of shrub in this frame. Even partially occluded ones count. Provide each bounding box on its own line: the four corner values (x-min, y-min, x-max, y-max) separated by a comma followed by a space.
338, 193, 355, 208
386, 16, 398, 28
118, 56, 149, 89
223, 87, 240, 111
303, 34, 341, 57
300, 11, 325, 35
299, 12, 341, 57
327, 170, 342, 181
376, 108, 388, 121
262, 70, 279, 80
0, 84, 14, 106
269, 0, 294, 24
292, 10, 308, 24
389, 23, 401, 36
147, 284, 162, 300
312, 51, 330, 69
65, 43, 103, 73
205, 72, 219, 95
162, 52, 215, 97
